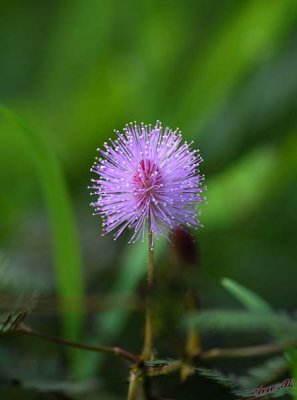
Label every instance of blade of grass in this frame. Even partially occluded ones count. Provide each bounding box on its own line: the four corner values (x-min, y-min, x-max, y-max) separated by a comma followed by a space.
0, 106, 85, 345
222, 278, 272, 314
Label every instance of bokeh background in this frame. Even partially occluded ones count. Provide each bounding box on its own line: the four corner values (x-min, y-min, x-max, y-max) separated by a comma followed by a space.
0, 0, 297, 399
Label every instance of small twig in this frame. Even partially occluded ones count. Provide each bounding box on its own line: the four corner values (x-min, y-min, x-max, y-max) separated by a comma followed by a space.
15, 323, 139, 363
200, 338, 297, 360
10, 322, 297, 378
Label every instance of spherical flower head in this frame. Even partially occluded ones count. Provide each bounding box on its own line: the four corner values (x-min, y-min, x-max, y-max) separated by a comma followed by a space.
90, 121, 205, 247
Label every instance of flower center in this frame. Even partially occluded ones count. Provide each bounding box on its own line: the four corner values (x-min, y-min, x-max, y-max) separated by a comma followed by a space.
133, 159, 163, 206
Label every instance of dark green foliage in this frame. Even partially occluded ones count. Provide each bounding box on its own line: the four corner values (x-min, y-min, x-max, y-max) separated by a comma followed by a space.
195, 367, 237, 389
0, 294, 37, 333
185, 310, 297, 335
0, 311, 27, 333
238, 356, 289, 388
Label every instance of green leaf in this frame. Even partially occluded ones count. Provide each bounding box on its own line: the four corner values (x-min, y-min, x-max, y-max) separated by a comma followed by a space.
238, 356, 289, 389
195, 367, 237, 389
185, 310, 297, 334
0, 312, 26, 333
196, 362, 292, 398
144, 359, 173, 368
221, 278, 297, 399
0, 294, 37, 333
234, 381, 293, 399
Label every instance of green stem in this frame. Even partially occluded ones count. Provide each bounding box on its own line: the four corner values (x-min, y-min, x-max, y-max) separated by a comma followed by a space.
127, 368, 140, 400
147, 226, 154, 286
141, 218, 154, 361
200, 338, 297, 360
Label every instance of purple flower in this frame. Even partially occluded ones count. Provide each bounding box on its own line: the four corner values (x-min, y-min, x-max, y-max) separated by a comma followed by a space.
90, 121, 204, 246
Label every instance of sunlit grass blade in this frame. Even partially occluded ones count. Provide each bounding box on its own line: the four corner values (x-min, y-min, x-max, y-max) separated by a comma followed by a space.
222, 278, 272, 314
0, 106, 85, 346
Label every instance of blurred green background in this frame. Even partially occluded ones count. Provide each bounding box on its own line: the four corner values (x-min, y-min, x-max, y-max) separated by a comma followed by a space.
0, 0, 297, 399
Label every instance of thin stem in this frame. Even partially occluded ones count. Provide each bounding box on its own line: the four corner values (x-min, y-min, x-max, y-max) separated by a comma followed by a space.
142, 308, 153, 361
141, 218, 154, 361
139, 338, 297, 378
147, 226, 154, 285
200, 338, 297, 360
16, 323, 139, 363
127, 367, 141, 400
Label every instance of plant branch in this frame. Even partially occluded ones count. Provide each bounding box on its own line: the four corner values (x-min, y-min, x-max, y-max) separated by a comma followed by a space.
200, 338, 297, 360
15, 323, 139, 363
127, 366, 142, 400
140, 339, 297, 378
